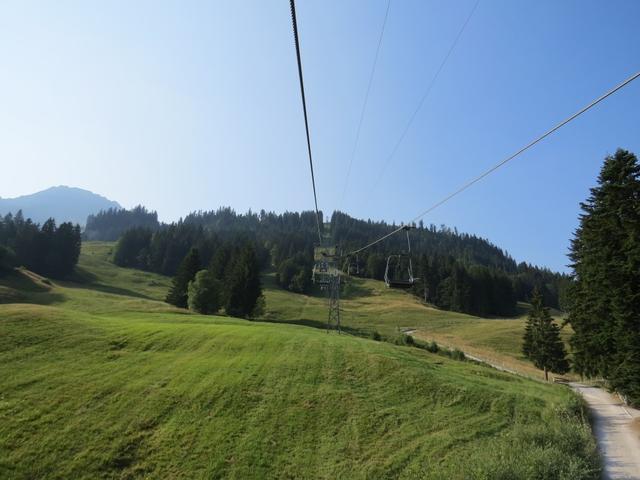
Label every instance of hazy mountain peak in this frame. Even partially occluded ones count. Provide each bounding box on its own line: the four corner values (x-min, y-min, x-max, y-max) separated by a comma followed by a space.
0, 186, 121, 226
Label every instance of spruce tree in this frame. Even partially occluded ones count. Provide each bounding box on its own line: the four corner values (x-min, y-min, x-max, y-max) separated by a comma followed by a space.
522, 288, 569, 381
165, 248, 200, 308
568, 149, 640, 403
225, 244, 262, 318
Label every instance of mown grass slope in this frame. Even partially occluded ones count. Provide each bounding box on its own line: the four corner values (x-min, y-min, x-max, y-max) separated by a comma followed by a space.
263, 270, 571, 379
0, 243, 597, 479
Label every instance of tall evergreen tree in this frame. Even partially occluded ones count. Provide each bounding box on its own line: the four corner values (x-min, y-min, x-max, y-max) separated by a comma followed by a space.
165, 248, 201, 308
568, 149, 640, 404
523, 288, 569, 380
225, 244, 262, 318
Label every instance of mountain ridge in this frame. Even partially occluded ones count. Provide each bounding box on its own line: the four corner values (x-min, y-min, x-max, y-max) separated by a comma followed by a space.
0, 186, 121, 226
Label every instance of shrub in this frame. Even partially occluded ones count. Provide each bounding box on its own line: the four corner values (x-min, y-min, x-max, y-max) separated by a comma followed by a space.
451, 349, 466, 361
426, 341, 439, 353
391, 334, 415, 347
0, 245, 17, 272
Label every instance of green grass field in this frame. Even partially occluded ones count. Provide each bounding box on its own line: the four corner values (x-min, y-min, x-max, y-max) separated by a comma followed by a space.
263, 268, 571, 379
0, 243, 598, 479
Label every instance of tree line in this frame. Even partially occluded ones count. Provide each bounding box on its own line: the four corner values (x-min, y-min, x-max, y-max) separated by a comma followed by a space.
0, 211, 81, 278
112, 222, 266, 317
330, 212, 570, 315
413, 255, 517, 316
104, 205, 567, 318
85, 205, 159, 241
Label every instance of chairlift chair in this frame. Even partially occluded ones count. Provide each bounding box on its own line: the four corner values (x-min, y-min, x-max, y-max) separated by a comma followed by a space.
384, 226, 418, 289
347, 254, 363, 277
312, 246, 338, 289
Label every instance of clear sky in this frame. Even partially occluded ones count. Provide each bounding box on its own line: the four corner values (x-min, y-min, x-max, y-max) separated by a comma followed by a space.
1, 0, 639, 272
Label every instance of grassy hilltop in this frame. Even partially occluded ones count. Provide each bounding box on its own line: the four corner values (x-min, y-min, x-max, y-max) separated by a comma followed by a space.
0, 243, 598, 479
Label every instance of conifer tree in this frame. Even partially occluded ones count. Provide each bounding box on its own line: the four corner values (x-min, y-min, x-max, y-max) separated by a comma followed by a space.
187, 269, 221, 314
165, 248, 200, 308
225, 244, 262, 317
523, 288, 569, 381
568, 149, 640, 403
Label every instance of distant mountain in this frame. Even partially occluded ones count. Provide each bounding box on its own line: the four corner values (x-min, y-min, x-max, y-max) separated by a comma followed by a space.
0, 186, 121, 226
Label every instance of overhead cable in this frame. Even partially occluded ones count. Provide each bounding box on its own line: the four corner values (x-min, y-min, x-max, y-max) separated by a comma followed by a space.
371, 0, 480, 189
290, 0, 323, 244
339, 0, 392, 210
347, 69, 640, 256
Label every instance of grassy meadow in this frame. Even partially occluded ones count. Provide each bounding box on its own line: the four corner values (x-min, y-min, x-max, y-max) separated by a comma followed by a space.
0, 242, 598, 479
263, 269, 571, 379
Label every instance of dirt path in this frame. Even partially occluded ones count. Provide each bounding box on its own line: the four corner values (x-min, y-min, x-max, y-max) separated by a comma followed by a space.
570, 383, 640, 480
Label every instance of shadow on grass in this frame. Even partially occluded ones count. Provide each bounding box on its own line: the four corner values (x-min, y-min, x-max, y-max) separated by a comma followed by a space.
262, 271, 376, 302
0, 269, 50, 292
259, 316, 372, 337
0, 288, 67, 306
60, 267, 156, 301
0, 270, 67, 305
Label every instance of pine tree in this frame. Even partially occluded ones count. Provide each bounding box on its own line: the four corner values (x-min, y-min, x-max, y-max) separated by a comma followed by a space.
165, 248, 201, 308
225, 244, 263, 318
523, 288, 569, 381
568, 149, 640, 403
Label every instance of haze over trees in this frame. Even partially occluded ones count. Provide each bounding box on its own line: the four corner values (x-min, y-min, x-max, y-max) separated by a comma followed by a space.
568, 148, 640, 405
107, 206, 568, 318
123, 232, 264, 318
85, 206, 159, 241
330, 212, 569, 315
0, 211, 81, 278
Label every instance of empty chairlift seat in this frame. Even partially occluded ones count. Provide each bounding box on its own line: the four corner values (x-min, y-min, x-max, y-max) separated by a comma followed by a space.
384, 226, 418, 289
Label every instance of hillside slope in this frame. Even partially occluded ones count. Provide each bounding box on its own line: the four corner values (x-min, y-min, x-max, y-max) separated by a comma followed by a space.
0, 243, 598, 479
263, 271, 570, 380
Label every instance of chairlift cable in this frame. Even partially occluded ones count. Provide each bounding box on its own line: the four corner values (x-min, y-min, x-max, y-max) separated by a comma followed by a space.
370, 0, 480, 191
338, 0, 478, 245
290, 0, 323, 244
339, 0, 392, 211
346, 69, 640, 256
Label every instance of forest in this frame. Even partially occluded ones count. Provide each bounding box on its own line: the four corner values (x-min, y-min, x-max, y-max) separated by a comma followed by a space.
105, 206, 568, 317
0, 211, 81, 278
84, 205, 159, 241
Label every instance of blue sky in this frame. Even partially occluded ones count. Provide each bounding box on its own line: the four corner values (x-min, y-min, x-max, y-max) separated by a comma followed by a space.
1, 0, 639, 272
